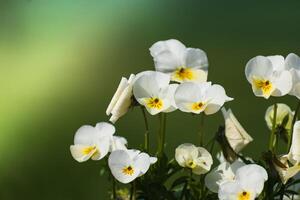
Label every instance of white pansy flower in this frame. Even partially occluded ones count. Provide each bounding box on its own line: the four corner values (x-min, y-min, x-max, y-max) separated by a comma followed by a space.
265, 103, 293, 131
133, 71, 178, 115
175, 143, 213, 175
222, 108, 253, 153
70, 122, 114, 162
106, 74, 136, 123
218, 164, 268, 200
174, 82, 233, 115
108, 149, 157, 184
285, 53, 300, 99
205, 160, 245, 193
245, 55, 292, 99
150, 39, 208, 83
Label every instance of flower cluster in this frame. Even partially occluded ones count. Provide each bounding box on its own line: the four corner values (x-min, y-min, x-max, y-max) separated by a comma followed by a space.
70, 39, 300, 200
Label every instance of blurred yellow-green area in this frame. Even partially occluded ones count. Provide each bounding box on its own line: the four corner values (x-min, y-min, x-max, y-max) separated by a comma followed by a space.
1, 1, 300, 199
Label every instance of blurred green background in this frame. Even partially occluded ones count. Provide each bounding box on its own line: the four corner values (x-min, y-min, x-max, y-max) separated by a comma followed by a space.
1, 1, 300, 199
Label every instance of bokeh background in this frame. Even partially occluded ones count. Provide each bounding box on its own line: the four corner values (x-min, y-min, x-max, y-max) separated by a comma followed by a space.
1, 1, 300, 199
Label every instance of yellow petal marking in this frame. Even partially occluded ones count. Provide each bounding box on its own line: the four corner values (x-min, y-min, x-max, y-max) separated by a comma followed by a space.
186, 159, 197, 169
122, 166, 134, 176
191, 102, 205, 111
172, 67, 195, 81
82, 146, 96, 155
238, 191, 250, 200
146, 97, 163, 110
253, 78, 273, 96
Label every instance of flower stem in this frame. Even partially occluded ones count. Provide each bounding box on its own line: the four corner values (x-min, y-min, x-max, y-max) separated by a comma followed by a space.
269, 103, 278, 152
287, 100, 300, 152
198, 113, 205, 146
141, 107, 150, 152
158, 113, 167, 157
130, 181, 136, 200
112, 177, 116, 200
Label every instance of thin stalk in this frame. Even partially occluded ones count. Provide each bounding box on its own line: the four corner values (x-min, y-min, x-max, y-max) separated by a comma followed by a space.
269, 103, 278, 152
158, 113, 167, 156
287, 100, 300, 152
112, 177, 116, 199
198, 113, 205, 146
141, 107, 150, 152
130, 181, 136, 200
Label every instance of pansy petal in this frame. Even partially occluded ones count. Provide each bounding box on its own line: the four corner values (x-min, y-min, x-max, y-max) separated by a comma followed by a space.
74, 125, 97, 145
205, 84, 233, 115
267, 55, 285, 71
70, 145, 97, 163
95, 122, 115, 137
272, 71, 292, 96
185, 48, 208, 70
164, 84, 178, 112
245, 56, 273, 83
235, 164, 268, 194
150, 39, 186, 72
134, 153, 151, 175
285, 53, 300, 71
218, 181, 243, 200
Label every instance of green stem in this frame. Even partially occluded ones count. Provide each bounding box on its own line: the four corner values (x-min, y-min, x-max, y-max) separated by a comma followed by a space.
158, 113, 167, 156
287, 100, 300, 152
112, 177, 116, 200
141, 107, 150, 152
269, 103, 278, 152
130, 181, 136, 200
198, 113, 205, 146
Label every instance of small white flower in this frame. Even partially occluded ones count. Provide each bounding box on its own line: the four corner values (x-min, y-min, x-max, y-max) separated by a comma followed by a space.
221, 108, 253, 153
174, 82, 233, 115
218, 164, 268, 200
265, 103, 293, 131
285, 53, 300, 99
70, 122, 114, 162
108, 149, 157, 184
133, 71, 178, 115
106, 74, 136, 123
205, 160, 245, 193
150, 39, 208, 83
245, 55, 292, 99
175, 143, 213, 175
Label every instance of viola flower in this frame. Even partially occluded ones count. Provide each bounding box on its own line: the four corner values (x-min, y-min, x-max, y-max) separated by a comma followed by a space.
205, 160, 245, 193
218, 164, 268, 200
285, 53, 300, 99
174, 82, 233, 115
221, 108, 253, 153
265, 104, 293, 140
149, 39, 208, 83
133, 71, 178, 115
175, 143, 213, 175
245, 55, 292, 99
108, 149, 157, 184
70, 122, 114, 162
106, 74, 136, 123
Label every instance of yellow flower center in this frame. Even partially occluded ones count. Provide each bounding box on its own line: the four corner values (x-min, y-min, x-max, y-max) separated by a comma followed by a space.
186, 160, 197, 169
191, 102, 205, 111
172, 67, 194, 81
122, 166, 134, 176
253, 78, 273, 96
146, 97, 163, 109
238, 191, 250, 200
82, 146, 96, 155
